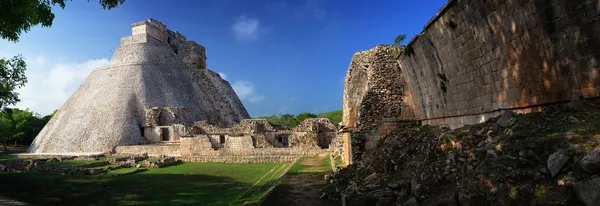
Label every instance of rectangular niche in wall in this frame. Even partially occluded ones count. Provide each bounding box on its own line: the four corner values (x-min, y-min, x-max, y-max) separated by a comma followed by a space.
161, 128, 170, 141
219, 135, 226, 144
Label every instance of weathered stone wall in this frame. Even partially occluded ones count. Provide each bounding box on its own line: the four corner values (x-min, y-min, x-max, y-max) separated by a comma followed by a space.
179, 135, 214, 156
342, 0, 600, 163
115, 144, 181, 156
224, 135, 255, 149
397, 0, 600, 128
342, 45, 413, 130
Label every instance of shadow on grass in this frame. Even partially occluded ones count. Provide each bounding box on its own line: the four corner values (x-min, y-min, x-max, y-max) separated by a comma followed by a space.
0, 172, 256, 206
0, 162, 288, 206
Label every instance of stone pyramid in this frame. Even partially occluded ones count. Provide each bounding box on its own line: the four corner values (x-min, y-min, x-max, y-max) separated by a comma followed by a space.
28, 18, 250, 153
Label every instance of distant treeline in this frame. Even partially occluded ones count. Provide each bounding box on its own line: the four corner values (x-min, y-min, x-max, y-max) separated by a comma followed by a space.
0, 108, 56, 149
255, 110, 342, 129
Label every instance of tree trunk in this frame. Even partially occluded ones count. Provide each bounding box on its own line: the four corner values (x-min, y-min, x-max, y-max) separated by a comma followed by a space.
1, 137, 7, 152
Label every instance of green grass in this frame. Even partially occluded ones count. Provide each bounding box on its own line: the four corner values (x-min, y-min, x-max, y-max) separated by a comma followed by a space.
288, 154, 331, 176
107, 167, 138, 175
0, 162, 287, 206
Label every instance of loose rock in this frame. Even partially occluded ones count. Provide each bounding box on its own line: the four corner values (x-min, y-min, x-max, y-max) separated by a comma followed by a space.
568, 92, 584, 110
547, 149, 570, 177
496, 110, 516, 128
573, 176, 600, 206
568, 116, 581, 124
581, 150, 600, 175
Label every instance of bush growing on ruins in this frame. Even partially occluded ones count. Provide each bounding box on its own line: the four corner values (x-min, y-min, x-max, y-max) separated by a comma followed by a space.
394, 34, 407, 46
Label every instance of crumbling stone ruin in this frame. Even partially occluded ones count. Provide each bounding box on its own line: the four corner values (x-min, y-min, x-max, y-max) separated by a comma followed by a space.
28, 18, 250, 153
115, 118, 339, 160
342, 0, 600, 163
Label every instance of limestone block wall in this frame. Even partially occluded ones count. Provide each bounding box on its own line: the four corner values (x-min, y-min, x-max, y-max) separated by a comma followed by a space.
341, 0, 600, 163
397, 0, 600, 128
115, 144, 181, 156
342, 45, 414, 130
180, 135, 214, 156
223, 135, 255, 149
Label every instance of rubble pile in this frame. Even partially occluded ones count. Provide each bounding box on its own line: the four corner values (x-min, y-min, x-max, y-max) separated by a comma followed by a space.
326, 98, 600, 206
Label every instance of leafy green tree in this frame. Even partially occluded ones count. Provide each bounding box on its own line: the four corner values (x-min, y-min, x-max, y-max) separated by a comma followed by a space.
256, 110, 343, 129
317, 110, 342, 125
294, 112, 317, 124
0, 108, 33, 150
0, 0, 125, 42
0, 55, 27, 110
0, 108, 53, 151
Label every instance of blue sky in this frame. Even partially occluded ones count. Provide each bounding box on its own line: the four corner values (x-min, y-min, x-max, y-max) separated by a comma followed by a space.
0, 0, 446, 117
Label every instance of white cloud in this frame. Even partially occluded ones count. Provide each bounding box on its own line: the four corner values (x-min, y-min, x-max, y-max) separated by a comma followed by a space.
231, 15, 265, 42
218, 72, 227, 80
12, 57, 109, 115
231, 80, 264, 103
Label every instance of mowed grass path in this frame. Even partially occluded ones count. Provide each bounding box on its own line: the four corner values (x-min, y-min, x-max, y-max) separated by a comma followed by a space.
0, 161, 289, 206
262, 153, 339, 206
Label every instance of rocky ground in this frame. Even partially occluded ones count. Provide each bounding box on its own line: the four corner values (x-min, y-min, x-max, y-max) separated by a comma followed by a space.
325, 97, 600, 206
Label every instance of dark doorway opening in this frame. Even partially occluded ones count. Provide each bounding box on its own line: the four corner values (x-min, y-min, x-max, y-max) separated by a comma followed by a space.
161, 128, 170, 141
219, 135, 226, 144
276, 135, 289, 147
140, 127, 145, 137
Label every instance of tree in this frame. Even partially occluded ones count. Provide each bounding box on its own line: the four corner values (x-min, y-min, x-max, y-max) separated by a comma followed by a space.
394, 34, 407, 46
0, 55, 27, 110
0, 108, 33, 151
294, 112, 317, 124
317, 110, 343, 125
0, 0, 125, 42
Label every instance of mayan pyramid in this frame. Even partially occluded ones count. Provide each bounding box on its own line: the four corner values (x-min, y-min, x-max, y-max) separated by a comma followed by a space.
28, 18, 250, 153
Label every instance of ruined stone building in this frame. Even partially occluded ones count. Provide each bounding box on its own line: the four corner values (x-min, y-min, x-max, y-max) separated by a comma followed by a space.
25, 18, 341, 162
28, 18, 250, 153
342, 0, 600, 163
115, 118, 338, 162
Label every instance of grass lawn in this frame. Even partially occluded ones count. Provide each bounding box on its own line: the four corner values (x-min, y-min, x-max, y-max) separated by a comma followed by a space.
262, 153, 338, 206
0, 161, 289, 206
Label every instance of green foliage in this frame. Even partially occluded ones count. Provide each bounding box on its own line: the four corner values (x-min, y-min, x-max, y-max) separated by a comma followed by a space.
317, 110, 342, 125
0, 108, 53, 148
0, 0, 125, 42
256, 110, 342, 129
394, 34, 407, 46
0, 55, 27, 110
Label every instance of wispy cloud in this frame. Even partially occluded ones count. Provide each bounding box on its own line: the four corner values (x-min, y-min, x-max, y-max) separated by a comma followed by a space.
218, 72, 228, 80
231, 80, 265, 103
8, 56, 109, 115
231, 15, 266, 42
